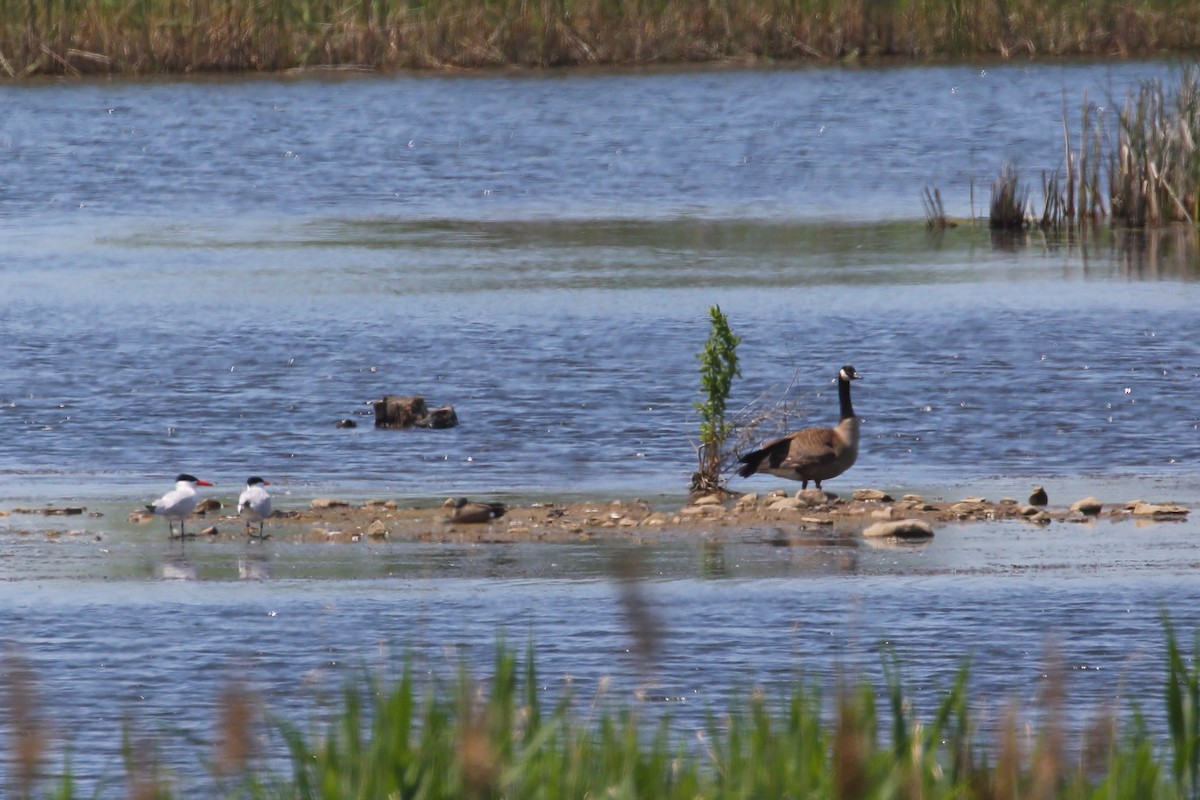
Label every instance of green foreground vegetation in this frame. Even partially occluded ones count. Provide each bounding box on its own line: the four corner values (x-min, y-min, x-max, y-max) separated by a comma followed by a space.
1, 0, 1200, 77
10, 623, 1200, 799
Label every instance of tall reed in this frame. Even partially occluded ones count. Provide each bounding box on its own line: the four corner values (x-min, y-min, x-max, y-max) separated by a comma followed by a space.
990, 161, 1030, 229
987, 69, 1200, 233
2, 0, 1200, 76
1111, 67, 1200, 228
922, 185, 952, 229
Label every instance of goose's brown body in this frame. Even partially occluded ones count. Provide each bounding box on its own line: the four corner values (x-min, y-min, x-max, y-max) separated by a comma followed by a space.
737, 366, 861, 490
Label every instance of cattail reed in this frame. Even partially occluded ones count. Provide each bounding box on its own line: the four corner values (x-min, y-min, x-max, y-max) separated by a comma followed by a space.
983, 69, 1200, 236
1112, 68, 1200, 228
214, 680, 259, 779
2, 650, 45, 800
990, 162, 1029, 229
922, 185, 952, 229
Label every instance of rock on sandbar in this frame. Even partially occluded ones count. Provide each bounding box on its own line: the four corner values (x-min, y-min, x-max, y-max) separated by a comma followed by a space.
862, 519, 934, 539
311, 498, 351, 510
1129, 501, 1190, 519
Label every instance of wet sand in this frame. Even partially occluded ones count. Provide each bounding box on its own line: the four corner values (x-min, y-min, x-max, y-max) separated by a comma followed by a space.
101, 487, 1191, 544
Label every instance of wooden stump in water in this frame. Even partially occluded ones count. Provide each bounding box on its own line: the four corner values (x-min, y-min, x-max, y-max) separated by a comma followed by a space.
374, 395, 427, 428
425, 405, 458, 429
373, 395, 459, 429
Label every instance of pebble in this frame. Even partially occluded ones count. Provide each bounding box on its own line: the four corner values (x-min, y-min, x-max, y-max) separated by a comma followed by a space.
367, 520, 388, 538
862, 519, 934, 539
1070, 497, 1103, 515
678, 504, 724, 517
853, 489, 893, 502
311, 498, 350, 510
736, 493, 758, 509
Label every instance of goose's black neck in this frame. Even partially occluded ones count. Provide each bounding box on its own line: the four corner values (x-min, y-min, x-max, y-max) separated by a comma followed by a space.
838, 375, 856, 421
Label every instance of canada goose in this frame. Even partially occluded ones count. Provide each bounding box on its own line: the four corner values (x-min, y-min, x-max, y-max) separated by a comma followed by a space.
443, 497, 507, 524
146, 473, 213, 539
238, 476, 273, 538
736, 365, 861, 490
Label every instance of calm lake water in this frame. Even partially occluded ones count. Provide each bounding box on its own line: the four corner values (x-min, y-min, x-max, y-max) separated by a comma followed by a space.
2, 59, 1200, 794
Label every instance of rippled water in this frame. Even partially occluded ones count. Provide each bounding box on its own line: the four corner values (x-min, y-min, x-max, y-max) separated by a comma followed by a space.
2, 61, 1199, 503
3, 60, 1200, 794
6, 519, 1200, 794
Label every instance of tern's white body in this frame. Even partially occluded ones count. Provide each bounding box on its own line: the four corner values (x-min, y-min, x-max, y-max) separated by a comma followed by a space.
152, 480, 201, 520
148, 474, 211, 539
238, 477, 272, 537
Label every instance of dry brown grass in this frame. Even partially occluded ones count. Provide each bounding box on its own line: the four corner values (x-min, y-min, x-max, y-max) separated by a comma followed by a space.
3, 651, 45, 800
1, 0, 1199, 77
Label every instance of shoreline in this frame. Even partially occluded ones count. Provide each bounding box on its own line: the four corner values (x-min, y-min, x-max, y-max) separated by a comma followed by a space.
0, 52, 1179, 85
